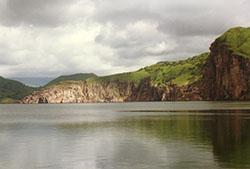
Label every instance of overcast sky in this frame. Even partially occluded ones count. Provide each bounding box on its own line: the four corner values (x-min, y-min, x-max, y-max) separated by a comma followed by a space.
0, 0, 249, 77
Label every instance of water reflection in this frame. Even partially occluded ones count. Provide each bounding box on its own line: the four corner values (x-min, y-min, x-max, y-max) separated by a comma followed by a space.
207, 110, 250, 169
117, 110, 250, 169
55, 110, 250, 168
0, 102, 249, 169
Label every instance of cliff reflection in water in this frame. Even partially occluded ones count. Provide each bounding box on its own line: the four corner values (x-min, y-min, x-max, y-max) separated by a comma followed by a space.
115, 109, 250, 169
55, 109, 250, 169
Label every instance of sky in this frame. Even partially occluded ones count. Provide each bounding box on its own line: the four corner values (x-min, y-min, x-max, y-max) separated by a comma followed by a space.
0, 0, 249, 77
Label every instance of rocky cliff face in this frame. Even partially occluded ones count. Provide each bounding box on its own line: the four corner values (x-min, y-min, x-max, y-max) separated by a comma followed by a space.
20, 79, 202, 104
21, 81, 132, 104
201, 35, 250, 100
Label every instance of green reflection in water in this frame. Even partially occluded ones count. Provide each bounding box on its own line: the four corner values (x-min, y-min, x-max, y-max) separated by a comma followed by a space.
129, 111, 250, 169
57, 109, 250, 169
55, 110, 250, 168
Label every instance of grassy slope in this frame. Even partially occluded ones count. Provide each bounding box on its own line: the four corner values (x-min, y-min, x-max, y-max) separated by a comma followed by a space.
0, 76, 34, 103
87, 69, 150, 84
45, 73, 97, 86
87, 52, 209, 86
218, 27, 250, 59
145, 52, 209, 85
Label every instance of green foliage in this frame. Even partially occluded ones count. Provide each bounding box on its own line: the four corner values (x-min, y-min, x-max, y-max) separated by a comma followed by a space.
46, 73, 97, 86
144, 52, 209, 85
87, 69, 150, 84
0, 76, 34, 103
218, 27, 250, 59
87, 53, 209, 86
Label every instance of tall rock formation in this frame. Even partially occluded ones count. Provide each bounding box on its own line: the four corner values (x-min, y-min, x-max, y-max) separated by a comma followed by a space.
201, 27, 250, 100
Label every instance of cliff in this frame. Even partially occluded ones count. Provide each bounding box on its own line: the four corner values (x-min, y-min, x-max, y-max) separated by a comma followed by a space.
20, 27, 250, 103
20, 79, 203, 104
201, 27, 250, 100
21, 52, 207, 103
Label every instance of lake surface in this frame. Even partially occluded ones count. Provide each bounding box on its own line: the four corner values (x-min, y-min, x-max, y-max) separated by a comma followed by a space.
0, 101, 250, 169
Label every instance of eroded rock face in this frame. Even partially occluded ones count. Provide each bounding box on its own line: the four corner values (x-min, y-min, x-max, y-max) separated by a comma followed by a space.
20, 79, 202, 104
201, 39, 250, 100
21, 81, 129, 104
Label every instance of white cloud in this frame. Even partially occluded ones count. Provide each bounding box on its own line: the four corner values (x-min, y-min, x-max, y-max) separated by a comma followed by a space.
146, 42, 169, 55
0, 22, 120, 77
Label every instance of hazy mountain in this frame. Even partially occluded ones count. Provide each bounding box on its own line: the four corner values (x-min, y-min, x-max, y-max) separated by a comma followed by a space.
9, 77, 55, 87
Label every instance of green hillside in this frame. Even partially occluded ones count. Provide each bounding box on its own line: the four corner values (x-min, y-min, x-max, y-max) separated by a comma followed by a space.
87, 52, 209, 86
87, 69, 150, 84
145, 52, 209, 85
0, 76, 34, 103
218, 27, 250, 59
46, 73, 97, 86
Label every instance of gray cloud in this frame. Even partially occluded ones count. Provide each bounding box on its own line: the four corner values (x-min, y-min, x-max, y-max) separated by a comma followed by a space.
158, 17, 230, 37
0, 0, 249, 77
0, 0, 82, 27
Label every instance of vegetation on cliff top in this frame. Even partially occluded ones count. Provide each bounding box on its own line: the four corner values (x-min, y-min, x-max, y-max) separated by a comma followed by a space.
87, 52, 209, 86
87, 69, 150, 84
46, 73, 97, 86
144, 52, 209, 85
0, 76, 34, 103
218, 27, 250, 59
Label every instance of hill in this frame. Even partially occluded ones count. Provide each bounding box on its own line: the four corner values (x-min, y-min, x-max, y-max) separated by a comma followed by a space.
87, 52, 209, 86
202, 26, 250, 100
22, 53, 210, 103
0, 76, 34, 103
45, 73, 97, 86
217, 27, 250, 59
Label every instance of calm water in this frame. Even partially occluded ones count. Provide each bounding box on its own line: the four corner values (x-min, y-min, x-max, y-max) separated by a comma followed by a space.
0, 102, 250, 169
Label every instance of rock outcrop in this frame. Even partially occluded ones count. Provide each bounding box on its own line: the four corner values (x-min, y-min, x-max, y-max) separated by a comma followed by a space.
21, 79, 202, 103
201, 28, 250, 100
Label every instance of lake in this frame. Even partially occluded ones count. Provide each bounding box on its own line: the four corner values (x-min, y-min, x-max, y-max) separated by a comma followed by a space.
0, 101, 250, 169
